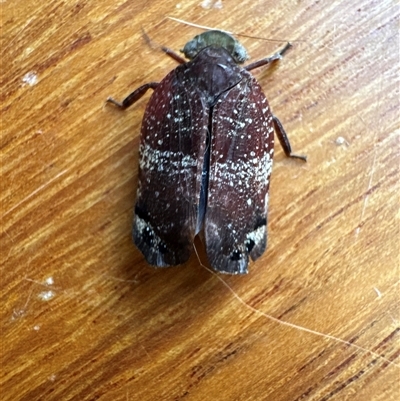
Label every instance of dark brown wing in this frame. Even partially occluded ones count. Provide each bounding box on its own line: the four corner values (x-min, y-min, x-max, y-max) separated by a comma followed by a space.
204, 73, 274, 274
133, 69, 208, 266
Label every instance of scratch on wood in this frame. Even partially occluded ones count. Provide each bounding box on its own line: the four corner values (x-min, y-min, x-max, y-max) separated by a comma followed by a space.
3, 169, 69, 217
356, 137, 378, 236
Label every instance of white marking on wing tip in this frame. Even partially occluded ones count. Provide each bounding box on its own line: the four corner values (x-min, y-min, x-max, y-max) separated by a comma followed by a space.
264, 193, 269, 211
246, 224, 265, 248
134, 215, 168, 266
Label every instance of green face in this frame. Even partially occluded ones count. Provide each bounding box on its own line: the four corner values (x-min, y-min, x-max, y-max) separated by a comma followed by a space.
181, 30, 249, 64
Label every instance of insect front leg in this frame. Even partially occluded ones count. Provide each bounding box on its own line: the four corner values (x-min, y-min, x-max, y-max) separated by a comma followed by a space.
161, 46, 187, 64
272, 116, 307, 161
141, 28, 186, 64
245, 42, 292, 71
107, 82, 159, 109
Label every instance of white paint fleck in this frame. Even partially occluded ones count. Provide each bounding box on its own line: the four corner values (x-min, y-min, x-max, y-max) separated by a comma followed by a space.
22, 46, 34, 56
201, 0, 223, 9
45, 277, 54, 285
38, 290, 55, 301
11, 309, 25, 320
22, 71, 38, 86
33, 325, 41, 331
335, 136, 349, 146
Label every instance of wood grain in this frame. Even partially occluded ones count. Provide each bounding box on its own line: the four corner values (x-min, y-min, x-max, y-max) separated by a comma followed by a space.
1, 1, 399, 400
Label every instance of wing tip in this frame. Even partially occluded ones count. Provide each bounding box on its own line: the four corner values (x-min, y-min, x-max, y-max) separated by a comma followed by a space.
133, 215, 191, 267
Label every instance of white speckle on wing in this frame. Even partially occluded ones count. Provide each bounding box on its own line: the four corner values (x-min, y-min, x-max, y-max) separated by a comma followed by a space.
209, 152, 272, 196
139, 143, 197, 173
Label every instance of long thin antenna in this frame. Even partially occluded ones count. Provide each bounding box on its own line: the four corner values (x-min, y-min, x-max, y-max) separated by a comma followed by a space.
167, 16, 307, 44
167, 16, 233, 34
192, 245, 399, 368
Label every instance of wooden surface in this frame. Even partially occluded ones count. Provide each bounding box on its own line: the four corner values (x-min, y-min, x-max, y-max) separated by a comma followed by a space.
1, 0, 399, 400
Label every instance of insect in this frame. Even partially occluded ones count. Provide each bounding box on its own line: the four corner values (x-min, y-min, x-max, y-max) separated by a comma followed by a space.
108, 30, 306, 274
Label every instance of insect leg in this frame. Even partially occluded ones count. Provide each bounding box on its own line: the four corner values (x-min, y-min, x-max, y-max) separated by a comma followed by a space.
161, 46, 186, 64
107, 82, 159, 109
141, 28, 186, 64
245, 42, 292, 71
272, 116, 307, 161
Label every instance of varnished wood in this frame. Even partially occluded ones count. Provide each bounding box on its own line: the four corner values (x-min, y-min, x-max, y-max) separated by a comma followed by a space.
1, 1, 399, 400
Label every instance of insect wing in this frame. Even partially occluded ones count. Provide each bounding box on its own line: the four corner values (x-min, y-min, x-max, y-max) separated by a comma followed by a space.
133, 69, 208, 266
205, 74, 274, 274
